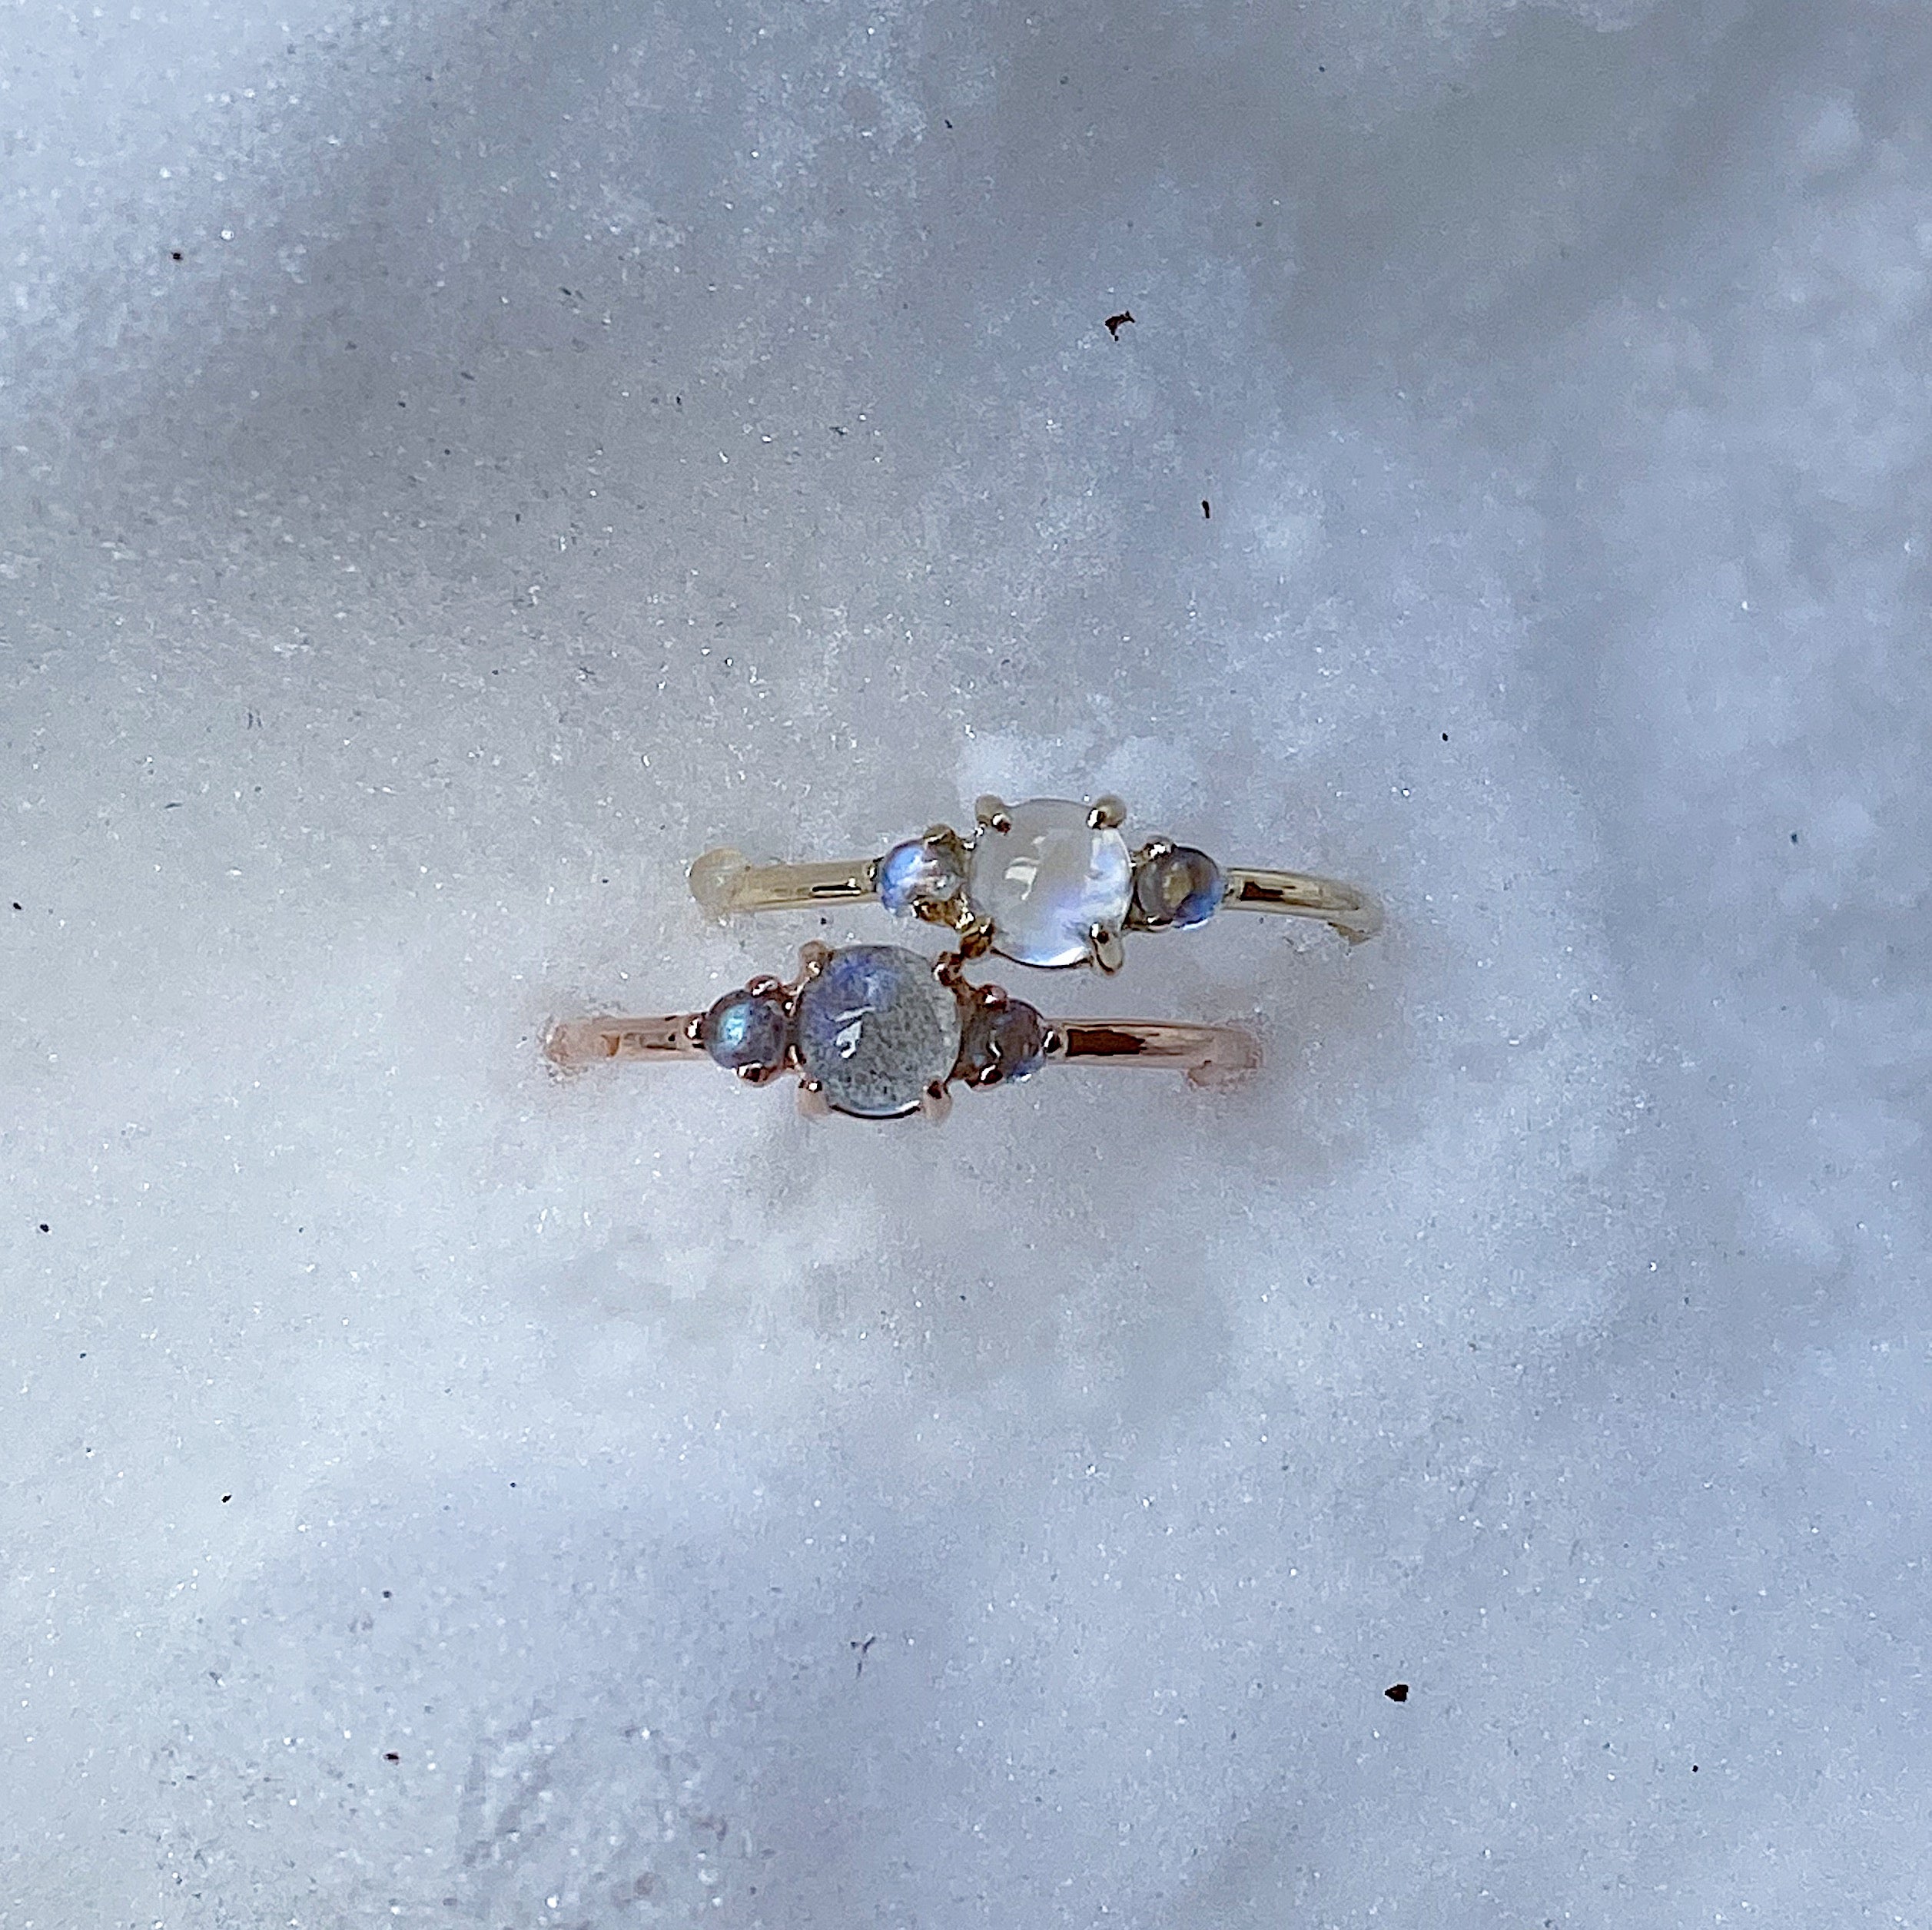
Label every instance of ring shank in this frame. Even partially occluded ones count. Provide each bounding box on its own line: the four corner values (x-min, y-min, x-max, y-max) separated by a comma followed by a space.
545, 1014, 705, 1066
691, 847, 1379, 944
1220, 867, 1383, 944
546, 1012, 1260, 1086
1054, 1020, 1260, 1088
689, 848, 877, 916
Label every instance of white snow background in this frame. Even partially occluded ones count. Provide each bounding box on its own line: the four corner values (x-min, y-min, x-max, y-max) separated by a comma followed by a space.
3, 1, 1928, 1923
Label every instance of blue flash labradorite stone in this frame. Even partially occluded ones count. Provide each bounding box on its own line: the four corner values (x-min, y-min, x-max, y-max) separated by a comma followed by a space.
878, 837, 965, 916
957, 997, 1048, 1086
1133, 845, 1225, 930
701, 989, 789, 1073
795, 944, 961, 1118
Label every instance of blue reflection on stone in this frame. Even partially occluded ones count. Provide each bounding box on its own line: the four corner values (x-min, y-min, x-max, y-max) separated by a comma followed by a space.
701, 990, 789, 1072
795, 944, 961, 1118
1134, 846, 1225, 930
878, 837, 964, 916
958, 997, 1048, 1085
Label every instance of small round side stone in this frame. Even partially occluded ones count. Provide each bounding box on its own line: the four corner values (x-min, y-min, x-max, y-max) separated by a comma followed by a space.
701, 989, 790, 1073
878, 837, 965, 915
1134, 845, 1225, 930
957, 997, 1048, 1086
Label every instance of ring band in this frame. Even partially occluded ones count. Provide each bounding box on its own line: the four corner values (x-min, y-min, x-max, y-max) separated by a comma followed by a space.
689, 792, 1380, 973
545, 941, 1260, 1123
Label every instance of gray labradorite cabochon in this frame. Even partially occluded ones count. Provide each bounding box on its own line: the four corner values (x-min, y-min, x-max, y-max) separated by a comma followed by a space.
793, 944, 962, 1119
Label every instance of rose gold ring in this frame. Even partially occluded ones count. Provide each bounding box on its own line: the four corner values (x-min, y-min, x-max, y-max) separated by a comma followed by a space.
545, 941, 1260, 1124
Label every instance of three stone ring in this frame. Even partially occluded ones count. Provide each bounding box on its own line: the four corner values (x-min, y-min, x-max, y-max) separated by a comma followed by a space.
689, 794, 1381, 972
544, 942, 1261, 1123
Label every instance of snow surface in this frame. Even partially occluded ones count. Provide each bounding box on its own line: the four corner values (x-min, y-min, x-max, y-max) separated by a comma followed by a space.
4, 0, 1929, 1923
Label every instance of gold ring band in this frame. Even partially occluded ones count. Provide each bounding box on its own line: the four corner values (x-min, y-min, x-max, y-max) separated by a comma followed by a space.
689, 792, 1380, 974
691, 854, 1382, 940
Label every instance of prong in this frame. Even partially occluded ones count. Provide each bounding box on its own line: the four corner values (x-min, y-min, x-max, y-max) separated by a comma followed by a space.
1042, 1025, 1070, 1063
1088, 924, 1126, 974
798, 940, 833, 979
921, 823, 956, 846
736, 1062, 779, 1086
974, 794, 1012, 834
954, 914, 994, 959
1088, 794, 1127, 831
918, 1080, 954, 1123
1135, 836, 1176, 865
978, 983, 1009, 1011
796, 1080, 832, 1119
681, 1014, 705, 1045
745, 973, 783, 997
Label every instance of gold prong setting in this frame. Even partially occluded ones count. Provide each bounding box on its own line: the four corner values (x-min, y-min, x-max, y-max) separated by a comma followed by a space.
953, 980, 1050, 1089
1127, 841, 1227, 932
878, 826, 970, 924
690, 942, 1054, 1122
1087, 924, 1127, 974
696, 983, 789, 1076
955, 796, 1137, 969
875, 797, 1241, 966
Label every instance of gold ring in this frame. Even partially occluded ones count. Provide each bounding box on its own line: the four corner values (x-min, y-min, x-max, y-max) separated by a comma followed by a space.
689, 793, 1380, 973
544, 942, 1260, 1123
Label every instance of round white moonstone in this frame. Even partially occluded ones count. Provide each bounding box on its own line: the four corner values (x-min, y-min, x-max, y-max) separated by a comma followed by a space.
967, 798, 1134, 968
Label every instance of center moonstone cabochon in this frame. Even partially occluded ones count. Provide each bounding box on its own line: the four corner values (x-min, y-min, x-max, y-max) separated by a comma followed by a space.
794, 944, 963, 1118
967, 798, 1134, 968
